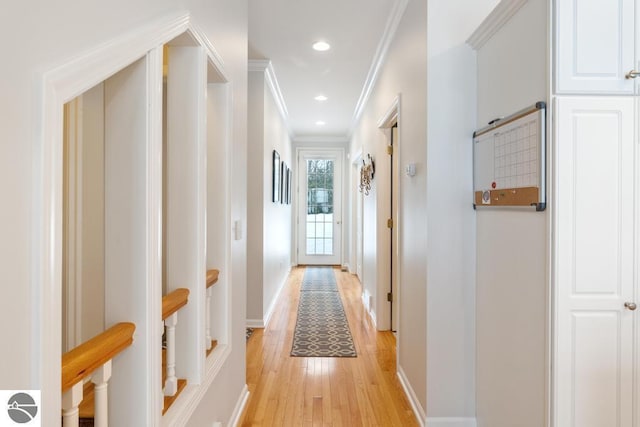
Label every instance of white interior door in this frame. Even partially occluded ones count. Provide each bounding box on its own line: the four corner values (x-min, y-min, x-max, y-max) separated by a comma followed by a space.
297, 150, 343, 265
554, 96, 635, 426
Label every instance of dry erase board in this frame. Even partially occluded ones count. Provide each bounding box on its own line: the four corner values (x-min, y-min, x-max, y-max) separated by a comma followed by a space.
473, 102, 546, 211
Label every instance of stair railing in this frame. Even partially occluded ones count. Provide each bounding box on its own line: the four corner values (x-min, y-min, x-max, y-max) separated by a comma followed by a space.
61, 322, 135, 427
162, 288, 189, 397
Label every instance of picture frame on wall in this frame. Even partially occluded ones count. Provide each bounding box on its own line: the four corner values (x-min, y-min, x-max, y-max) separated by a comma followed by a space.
272, 150, 280, 203
280, 160, 286, 204
288, 168, 292, 205
284, 165, 290, 204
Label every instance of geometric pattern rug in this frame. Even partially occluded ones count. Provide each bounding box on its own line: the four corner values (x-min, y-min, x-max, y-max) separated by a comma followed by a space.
291, 267, 357, 357
300, 266, 339, 292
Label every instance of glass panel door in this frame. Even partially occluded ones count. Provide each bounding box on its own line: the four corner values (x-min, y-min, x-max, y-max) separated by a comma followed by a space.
298, 151, 342, 265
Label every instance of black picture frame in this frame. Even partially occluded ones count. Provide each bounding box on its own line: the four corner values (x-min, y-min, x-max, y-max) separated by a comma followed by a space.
272, 150, 280, 203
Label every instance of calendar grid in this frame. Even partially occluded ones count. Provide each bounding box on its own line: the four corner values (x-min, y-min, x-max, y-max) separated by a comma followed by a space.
494, 119, 539, 189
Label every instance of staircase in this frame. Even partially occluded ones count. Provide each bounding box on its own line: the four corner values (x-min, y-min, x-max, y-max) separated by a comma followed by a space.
62, 269, 222, 425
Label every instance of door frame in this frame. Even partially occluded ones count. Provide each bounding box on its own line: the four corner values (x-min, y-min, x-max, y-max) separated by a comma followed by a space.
351, 149, 364, 281
377, 95, 401, 333
295, 147, 345, 266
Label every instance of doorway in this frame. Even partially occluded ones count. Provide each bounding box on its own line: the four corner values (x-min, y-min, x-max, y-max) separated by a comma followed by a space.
378, 96, 400, 333
297, 149, 343, 265
389, 124, 398, 332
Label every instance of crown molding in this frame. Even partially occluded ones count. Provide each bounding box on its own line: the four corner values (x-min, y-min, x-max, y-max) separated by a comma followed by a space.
248, 58, 269, 72
466, 0, 528, 50
348, 0, 409, 137
248, 59, 292, 137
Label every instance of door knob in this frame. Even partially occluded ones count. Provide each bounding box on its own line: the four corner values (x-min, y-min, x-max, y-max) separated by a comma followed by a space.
624, 302, 637, 311
625, 70, 640, 79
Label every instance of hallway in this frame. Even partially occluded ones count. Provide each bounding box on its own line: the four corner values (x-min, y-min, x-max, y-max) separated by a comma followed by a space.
239, 267, 418, 426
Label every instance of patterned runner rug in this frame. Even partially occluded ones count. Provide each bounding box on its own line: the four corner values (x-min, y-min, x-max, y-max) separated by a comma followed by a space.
291, 267, 357, 357
300, 266, 339, 292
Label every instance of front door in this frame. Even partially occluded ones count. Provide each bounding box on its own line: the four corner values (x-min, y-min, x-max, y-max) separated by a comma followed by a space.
297, 150, 343, 265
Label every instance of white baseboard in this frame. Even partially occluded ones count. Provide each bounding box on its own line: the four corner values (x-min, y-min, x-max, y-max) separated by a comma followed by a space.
397, 366, 426, 426
425, 418, 477, 427
246, 268, 290, 329
360, 289, 377, 328
361, 289, 370, 311
229, 385, 249, 427
246, 318, 264, 328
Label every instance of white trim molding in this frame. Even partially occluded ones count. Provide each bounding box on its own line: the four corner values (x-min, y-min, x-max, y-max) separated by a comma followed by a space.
377, 94, 400, 129
426, 418, 477, 427
246, 319, 265, 329
397, 366, 426, 426
349, 0, 409, 135
229, 385, 250, 427
248, 59, 291, 137
162, 344, 232, 427
466, 0, 528, 50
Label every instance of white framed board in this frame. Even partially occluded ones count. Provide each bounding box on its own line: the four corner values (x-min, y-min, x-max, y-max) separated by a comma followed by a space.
473, 102, 546, 211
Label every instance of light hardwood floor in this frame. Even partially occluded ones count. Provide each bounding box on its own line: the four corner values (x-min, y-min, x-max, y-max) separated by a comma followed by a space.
239, 267, 419, 426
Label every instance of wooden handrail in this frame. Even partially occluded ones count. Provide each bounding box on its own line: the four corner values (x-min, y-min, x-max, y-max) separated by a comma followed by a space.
61, 322, 135, 392
206, 269, 220, 288
162, 288, 190, 320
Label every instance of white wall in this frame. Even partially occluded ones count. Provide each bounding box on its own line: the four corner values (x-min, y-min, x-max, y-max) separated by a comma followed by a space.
262, 79, 292, 318
426, 0, 498, 420
79, 83, 106, 343
474, 1, 548, 426
350, 0, 428, 412
247, 71, 265, 322
350, 0, 496, 422
246, 66, 292, 326
0, 1, 248, 425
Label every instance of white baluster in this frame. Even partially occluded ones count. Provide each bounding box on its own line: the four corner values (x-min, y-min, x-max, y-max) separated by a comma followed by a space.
206, 286, 212, 351
164, 312, 178, 396
91, 360, 112, 427
61, 382, 83, 427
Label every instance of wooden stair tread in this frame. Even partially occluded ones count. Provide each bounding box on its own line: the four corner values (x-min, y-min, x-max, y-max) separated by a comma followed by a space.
163, 378, 187, 415
206, 339, 218, 357
67, 347, 188, 420
206, 269, 220, 288
78, 382, 95, 419
161, 348, 187, 414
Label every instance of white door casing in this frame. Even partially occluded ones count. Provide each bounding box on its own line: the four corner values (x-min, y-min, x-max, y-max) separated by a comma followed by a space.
554, 97, 635, 427
297, 149, 343, 265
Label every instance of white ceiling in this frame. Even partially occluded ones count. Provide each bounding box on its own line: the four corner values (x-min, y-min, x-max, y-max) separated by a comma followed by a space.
249, 0, 404, 142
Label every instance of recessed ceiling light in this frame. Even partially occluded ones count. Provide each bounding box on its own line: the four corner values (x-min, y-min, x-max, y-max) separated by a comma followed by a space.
315, 121, 326, 126
314, 95, 328, 102
312, 41, 331, 51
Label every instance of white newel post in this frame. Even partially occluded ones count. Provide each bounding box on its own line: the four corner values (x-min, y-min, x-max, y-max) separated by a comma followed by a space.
61, 382, 83, 427
91, 361, 112, 427
164, 312, 178, 396
206, 286, 212, 350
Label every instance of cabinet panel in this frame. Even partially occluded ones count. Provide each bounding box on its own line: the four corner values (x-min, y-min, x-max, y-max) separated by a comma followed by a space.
554, 97, 635, 427
556, 0, 635, 94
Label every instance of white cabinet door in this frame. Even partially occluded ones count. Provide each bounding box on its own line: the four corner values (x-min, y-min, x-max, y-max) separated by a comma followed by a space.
556, 0, 635, 94
554, 97, 635, 427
